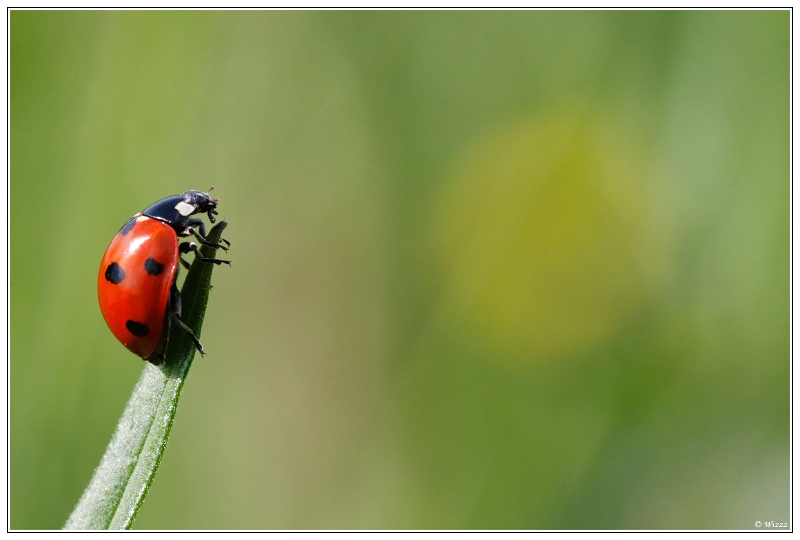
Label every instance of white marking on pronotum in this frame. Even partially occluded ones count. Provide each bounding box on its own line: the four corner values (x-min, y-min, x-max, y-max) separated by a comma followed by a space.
175, 201, 195, 216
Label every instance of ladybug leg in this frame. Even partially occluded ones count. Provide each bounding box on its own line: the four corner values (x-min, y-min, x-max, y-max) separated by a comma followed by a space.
181, 218, 230, 251
178, 243, 193, 270
169, 284, 205, 356
172, 312, 205, 356
179, 241, 231, 266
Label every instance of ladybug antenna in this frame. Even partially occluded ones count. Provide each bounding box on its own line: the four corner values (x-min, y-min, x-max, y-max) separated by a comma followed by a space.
207, 186, 219, 204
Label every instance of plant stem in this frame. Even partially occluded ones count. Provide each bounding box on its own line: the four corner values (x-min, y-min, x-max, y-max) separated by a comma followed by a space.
64, 221, 228, 530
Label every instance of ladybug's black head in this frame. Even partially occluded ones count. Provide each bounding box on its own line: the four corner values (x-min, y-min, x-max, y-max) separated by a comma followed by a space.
142, 189, 221, 228
182, 190, 220, 224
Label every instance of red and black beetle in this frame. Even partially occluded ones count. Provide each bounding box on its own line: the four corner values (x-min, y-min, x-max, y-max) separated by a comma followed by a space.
98, 190, 230, 365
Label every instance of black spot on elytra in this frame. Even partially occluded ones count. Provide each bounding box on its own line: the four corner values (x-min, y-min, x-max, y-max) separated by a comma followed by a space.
144, 258, 164, 275
119, 216, 137, 235
126, 320, 149, 337
105, 262, 125, 284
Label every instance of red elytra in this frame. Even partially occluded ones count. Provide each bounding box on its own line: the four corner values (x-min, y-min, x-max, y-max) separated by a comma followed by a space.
98, 216, 178, 359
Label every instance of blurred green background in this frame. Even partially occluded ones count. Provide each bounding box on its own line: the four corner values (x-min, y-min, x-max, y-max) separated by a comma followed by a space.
10, 10, 789, 530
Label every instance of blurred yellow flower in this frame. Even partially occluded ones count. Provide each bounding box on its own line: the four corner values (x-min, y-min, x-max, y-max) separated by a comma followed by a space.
434, 110, 671, 358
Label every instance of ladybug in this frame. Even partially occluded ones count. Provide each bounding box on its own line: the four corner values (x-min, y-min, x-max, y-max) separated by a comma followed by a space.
98, 190, 231, 365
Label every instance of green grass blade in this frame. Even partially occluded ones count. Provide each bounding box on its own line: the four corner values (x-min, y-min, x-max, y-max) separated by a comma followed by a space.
64, 221, 229, 530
